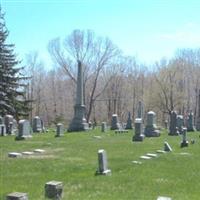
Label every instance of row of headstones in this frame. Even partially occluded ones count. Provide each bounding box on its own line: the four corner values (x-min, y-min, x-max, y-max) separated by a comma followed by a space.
0, 115, 45, 139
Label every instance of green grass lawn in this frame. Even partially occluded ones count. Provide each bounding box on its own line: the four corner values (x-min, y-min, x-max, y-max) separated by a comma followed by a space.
1, 128, 200, 200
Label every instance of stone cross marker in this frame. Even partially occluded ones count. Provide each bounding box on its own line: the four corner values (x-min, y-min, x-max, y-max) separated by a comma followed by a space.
68, 61, 88, 132
32, 116, 42, 133
186, 112, 195, 131
101, 122, 107, 132
144, 111, 160, 137
96, 149, 111, 175
132, 118, 145, 141
169, 111, 178, 135
180, 127, 189, 148
16, 120, 32, 140
110, 114, 121, 130
125, 112, 132, 129
55, 123, 64, 137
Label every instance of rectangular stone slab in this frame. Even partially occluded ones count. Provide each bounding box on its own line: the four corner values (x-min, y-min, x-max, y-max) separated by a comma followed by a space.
140, 155, 152, 160
8, 152, 22, 158
34, 149, 45, 153
22, 151, 34, 155
146, 153, 158, 158
157, 196, 172, 200
6, 192, 28, 200
156, 150, 166, 153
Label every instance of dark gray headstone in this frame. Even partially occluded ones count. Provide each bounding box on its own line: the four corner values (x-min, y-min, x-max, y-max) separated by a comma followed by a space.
96, 149, 111, 175
169, 111, 179, 135
45, 181, 63, 200
0, 124, 6, 136
180, 127, 189, 148
164, 142, 172, 152
32, 116, 42, 133
110, 114, 121, 130
68, 61, 88, 132
125, 112, 132, 129
101, 122, 107, 132
186, 112, 195, 131
132, 118, 145, 141
144, 111, 160, 137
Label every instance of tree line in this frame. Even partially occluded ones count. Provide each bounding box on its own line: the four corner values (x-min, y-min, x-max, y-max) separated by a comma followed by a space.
1, 8, 200, 126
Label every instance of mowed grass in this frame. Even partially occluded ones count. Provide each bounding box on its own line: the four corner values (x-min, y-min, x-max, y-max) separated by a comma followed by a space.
1, 128, 200, 200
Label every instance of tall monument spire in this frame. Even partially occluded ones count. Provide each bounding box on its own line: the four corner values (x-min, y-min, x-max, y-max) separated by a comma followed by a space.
68, 61, 88, 132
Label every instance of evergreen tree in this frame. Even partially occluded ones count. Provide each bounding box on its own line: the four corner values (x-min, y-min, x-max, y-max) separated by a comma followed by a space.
0, 8, 30, 120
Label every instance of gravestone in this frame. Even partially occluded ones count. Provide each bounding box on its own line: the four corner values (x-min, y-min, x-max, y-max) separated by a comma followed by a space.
164, 120, 168, 129
164, 142, 172, 152
144, 111, 160, 137
157, 196, 172, 200
176, 115, 184, 134
45, 181, 63, 200
180, 127, 189, 148
186, 112, 195, 131
125, 112, 132, 129
0, 124, 6, 136
137, 101, 143, 118
6, 192, 28, 200
96, 149, 111, 175
196, 89, 200, 131
110, 114, 121, 130
101, 122, 107, 132
16, 120, 32, 140
132, 118, 145, 141
169, 111, 178, 135
32, 116, 42, 133
68, 61, 88, 132
0, 116, 3, 124
55, 123, 64, 137
4, 115, 14, 134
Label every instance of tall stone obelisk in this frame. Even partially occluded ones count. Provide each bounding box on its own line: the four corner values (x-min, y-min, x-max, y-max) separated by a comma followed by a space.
68, 61, 88, 132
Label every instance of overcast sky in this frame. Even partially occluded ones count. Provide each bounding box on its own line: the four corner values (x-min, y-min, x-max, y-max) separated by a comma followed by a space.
2, 0, 200, 68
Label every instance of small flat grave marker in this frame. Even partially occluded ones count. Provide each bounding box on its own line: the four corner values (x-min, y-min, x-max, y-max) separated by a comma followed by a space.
93, 136, 102, 139
157, 196, 172, 200
146, 153, 158, 158
6, 192, 28, 200
22, 151, 34, 155
8, 152, 22, 158
34, 149, 45, 153
156, 150, 166, 154
132, 160, 142, 164
140, 155, 152, 160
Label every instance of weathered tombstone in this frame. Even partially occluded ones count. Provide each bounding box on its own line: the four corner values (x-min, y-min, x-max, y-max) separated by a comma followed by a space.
144, 111, 160, 137
164, 141, 172, 152
88, 121, 92, 128
176, 115, 184, 134
6, 192, 28, 200
169, 111, 179, 135
186, 112, 195, 131
125, 112, 132, 129
180, 127, 189, 148
68, 61, 88, 132
137, 101, 143, 118
45, 181, 63, 200
55, 123, 64, 137
110, 114, 121, 130
16, 120, 32, 140
32, 116, 42, 133
4, 115, 14, 134
157, 196, 172, 200
101, 122, 107, 132
132, 118, 145, 141
0, 124, 6, 136
96, 149, 111, 175
164, 120, 168, 129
